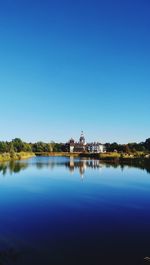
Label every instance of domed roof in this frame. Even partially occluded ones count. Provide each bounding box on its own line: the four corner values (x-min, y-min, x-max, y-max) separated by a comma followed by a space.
69, 138, 75, 144
80, 135, 85, 142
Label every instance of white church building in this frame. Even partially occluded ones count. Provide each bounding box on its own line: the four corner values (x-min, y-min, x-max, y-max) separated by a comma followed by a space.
66, 132, 105, 153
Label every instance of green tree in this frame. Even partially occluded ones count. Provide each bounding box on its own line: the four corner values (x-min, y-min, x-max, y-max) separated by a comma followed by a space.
12, 138, 24, 152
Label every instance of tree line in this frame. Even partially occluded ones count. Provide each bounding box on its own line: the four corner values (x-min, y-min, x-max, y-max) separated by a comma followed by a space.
0, 138, 62, 153
105, 138, 150, 153
0, 138, 150, 154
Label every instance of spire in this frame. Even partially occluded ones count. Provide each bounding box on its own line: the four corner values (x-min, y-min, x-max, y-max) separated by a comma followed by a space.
79, 131, 86, 145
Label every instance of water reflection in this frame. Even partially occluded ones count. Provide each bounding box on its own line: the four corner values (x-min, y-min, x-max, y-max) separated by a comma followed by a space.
0, 156, 150, 265
0, 156, 150, 177
68, 157, 103, 178
0, 158, 103, 178
0, 161, 28, 176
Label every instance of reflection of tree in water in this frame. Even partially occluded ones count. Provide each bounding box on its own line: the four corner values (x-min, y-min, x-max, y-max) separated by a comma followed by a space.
100, 158, 150, 174
0, 164, 7, 176
65, 157, 150, 177
0, 161, 28, 176
123, 159, 150, 174
0, 157, 150, 177
9, 161, 28, 174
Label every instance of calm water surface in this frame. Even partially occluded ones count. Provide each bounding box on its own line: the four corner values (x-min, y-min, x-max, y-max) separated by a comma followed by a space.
0, 156, 150, 265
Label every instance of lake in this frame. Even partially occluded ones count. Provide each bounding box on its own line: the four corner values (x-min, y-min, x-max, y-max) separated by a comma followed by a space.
0, 156, 150, 265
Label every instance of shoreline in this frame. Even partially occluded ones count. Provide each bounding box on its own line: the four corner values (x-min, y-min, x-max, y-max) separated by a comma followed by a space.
0, 152, 35, 163
35, 151, 150, 160
0, 151, 150, 165
35, 152, 150, 174
0, 152, 150, 175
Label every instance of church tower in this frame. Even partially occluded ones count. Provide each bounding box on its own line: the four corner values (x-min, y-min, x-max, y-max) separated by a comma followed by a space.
79, 131, 86, 145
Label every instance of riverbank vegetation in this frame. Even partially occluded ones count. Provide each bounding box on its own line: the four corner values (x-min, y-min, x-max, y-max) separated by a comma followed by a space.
0, 152, 35, 162
105, 138, 150, 153
80, 151, 150, 161
0, 138, 62, 153
0, 138, 150, 154
0, 138, 150, 162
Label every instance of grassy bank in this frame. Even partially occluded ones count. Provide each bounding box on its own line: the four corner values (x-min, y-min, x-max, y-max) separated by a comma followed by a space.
35, 151, 150, 162
35, 152, 80, 157
79, 151, 150, 160
0, 152, 35, 162
35, 151, 150, 159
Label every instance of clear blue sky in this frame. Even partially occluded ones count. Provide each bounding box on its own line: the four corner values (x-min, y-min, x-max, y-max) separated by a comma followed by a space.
0, 0, 149, 143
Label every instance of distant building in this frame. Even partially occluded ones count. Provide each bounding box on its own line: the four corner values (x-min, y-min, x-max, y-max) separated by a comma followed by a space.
65, 132, 105, 153
69, 138, 75, 153
87, 142, 105, 153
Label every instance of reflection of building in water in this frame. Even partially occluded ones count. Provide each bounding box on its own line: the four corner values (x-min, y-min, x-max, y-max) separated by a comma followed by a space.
79, 160, 87, 178
65, 131, 105, 153
66, 157, 102, 178
69, 157, 86, 177
69, 156, 75, 173
87, 159, 102, 168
